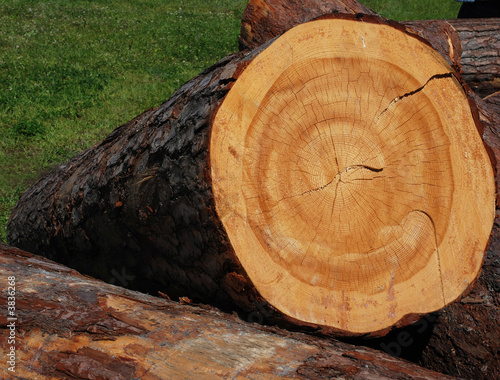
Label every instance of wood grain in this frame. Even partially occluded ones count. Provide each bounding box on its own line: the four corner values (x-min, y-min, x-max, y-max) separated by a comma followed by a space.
211, 17, 495, 334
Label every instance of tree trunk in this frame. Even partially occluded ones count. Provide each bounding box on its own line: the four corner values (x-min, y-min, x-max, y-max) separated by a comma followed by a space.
7, 15, 495, 339
0, 243, 456, 379
239, 0, 500, 97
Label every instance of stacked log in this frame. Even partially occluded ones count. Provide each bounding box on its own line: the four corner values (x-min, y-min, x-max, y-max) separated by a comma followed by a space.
5, 0, 500, 378
0, 243, 456, 379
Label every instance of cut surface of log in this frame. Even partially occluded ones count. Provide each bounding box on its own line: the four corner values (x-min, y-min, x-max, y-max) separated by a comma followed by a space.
0, 243, 456, 379
210, 17, 496, 334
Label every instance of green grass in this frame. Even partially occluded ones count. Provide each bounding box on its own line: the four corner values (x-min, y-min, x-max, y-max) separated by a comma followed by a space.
0, 0, 461, 242
363, 0, 460, 20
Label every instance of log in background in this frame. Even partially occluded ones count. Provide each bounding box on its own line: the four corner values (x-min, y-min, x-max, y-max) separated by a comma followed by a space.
5, 0, 500, 378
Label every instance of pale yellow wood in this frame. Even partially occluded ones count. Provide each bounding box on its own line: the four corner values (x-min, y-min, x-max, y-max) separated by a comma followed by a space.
210, 19, 496, 334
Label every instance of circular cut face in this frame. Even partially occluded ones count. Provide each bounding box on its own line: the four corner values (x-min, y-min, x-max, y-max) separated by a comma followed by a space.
210, 19, 495, 333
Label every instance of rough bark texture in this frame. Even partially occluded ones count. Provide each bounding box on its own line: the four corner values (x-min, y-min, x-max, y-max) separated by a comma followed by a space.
7, 51, 256, 311
484, 91, 500, 113
239, 0, 500, 97
0, 243, 456, 379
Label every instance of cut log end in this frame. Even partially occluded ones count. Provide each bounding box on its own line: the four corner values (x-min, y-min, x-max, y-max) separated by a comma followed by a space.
211, 17, 496, 334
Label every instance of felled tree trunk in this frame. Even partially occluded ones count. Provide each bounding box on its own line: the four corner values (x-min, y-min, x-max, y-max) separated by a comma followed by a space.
7, 14, 495, 340
0, 243, 456, 379
240, 0, 500, 97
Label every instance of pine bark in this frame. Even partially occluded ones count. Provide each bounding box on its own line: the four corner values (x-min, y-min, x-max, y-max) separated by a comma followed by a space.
239, 0, 500, 97
484, 91, 500, 113
0, 243, 456, 379
7, 51, 255, 310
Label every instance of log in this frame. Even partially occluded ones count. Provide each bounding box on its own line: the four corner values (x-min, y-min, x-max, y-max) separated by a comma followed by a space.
7, 15, 496, 338
239, 0, 500, 97
0, 243, 456, 379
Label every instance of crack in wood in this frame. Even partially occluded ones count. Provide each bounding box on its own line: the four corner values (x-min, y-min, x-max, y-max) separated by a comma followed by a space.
274, 164, 384, 207
300, 164, 384, 196
376, 72, 455, 121
411, 210, 447, 307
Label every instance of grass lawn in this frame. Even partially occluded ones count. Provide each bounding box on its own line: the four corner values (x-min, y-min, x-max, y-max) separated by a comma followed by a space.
0, 0, 461, 242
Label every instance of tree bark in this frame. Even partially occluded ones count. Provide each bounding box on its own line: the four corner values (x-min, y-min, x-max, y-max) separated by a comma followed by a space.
239, 0, 500, 97
0, 243, 456, 379
7, 15, 496, 339
7, 50, 268, 316
484, 90, 500, 113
